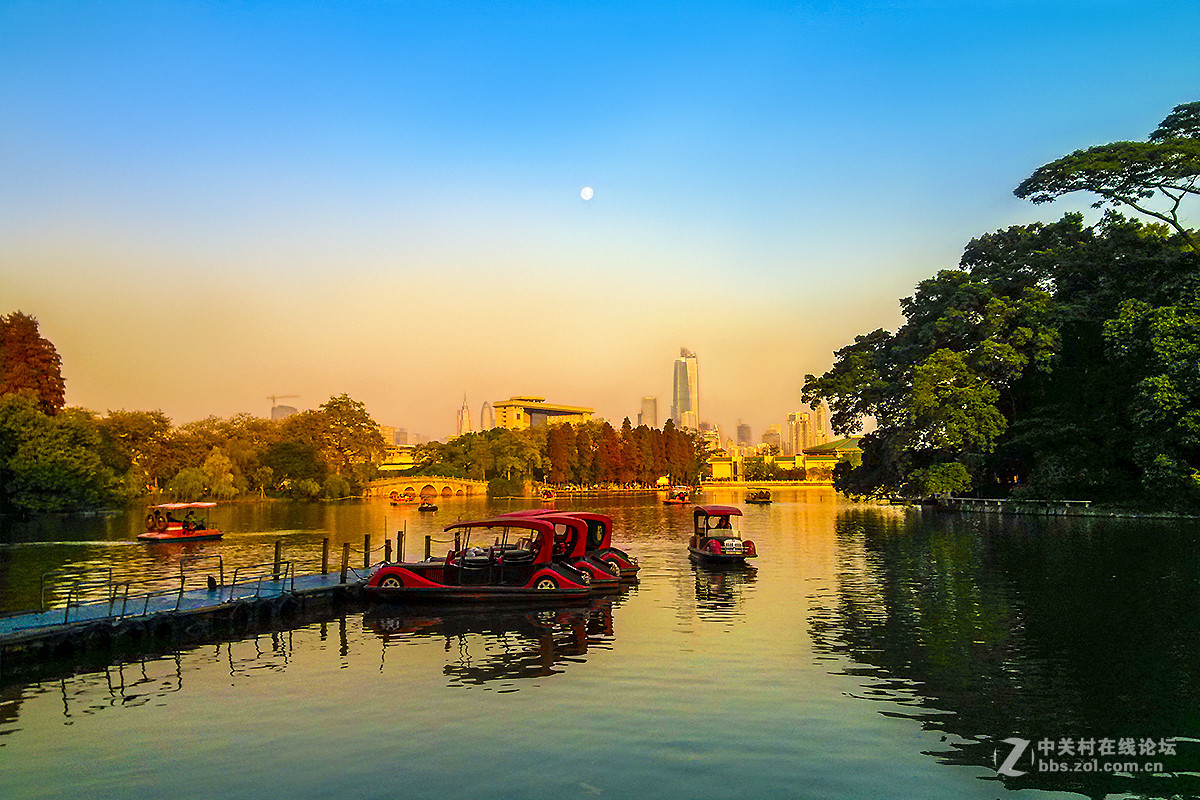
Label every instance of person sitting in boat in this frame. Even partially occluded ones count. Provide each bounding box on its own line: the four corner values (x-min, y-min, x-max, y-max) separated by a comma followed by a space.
185, 509, 205, 531
715, 517, 732, 529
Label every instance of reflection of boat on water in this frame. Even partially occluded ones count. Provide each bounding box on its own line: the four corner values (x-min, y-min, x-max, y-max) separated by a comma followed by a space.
688, 505, 758, 565
693, 563, 757, 617
745, 488, 772, 505
363, 599, 616, 684
137, 502, 223, 543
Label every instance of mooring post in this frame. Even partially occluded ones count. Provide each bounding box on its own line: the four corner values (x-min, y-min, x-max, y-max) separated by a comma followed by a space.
454, 531, 461, 551
321, 537, 330, 574
364, 534, 371, 570
424, 534, 432, 560
340, 542, 350, 584
397, 530, 405, 562
273, 540, 282, 581
384, 539, 392, 563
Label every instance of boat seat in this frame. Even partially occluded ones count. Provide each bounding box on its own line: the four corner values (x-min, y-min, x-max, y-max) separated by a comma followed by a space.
501, 549, 535, 564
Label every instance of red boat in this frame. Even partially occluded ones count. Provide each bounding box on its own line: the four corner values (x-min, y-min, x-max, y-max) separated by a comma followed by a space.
663, 486, 691, 505
500, 511, 623, 592
137, 502, 223, 543
364, 517, 593, 603
503, 509, 640, 582
564, 511, 640, 581
688, 505, 757, 566
389, 490, 420, 506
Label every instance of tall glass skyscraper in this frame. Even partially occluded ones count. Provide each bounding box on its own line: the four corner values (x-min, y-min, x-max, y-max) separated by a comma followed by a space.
670, 347, 699, 430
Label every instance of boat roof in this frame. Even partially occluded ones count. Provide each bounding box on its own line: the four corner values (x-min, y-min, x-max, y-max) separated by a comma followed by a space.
150, 502, 217, 510
694, 504, 743, 517
444, 517, 555, 534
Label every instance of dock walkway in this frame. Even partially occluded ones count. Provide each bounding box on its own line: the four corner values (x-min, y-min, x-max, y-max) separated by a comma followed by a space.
0, 570, 367, 649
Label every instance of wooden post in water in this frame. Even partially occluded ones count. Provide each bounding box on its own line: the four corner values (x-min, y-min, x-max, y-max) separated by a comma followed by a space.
363, 534, 371, 570
340, 542, 350, 584
397, 529, 405, 562
384, 539, 392, 563
454, 531, 461, 551
273, 540, 282, 581
424, 534, 432, 560
321, 538, 330, 574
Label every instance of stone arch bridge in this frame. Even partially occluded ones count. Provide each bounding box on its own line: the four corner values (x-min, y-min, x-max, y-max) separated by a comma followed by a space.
366, 476, 489, 499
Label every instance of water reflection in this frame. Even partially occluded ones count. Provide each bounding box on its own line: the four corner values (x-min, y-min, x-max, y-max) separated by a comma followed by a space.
810, 507, 1200, 798
364, 598, 618, 689
691, 564, 757, 621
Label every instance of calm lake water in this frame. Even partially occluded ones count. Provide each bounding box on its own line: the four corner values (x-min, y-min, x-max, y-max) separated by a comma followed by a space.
2, 490, 1199, 799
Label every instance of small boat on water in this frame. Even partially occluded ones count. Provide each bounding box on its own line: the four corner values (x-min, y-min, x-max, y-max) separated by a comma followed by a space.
418, 501, 438, 512
389, 490, 420, 506
688, 505, 757, 566
745, 487, 772, 505
364, 517, 593, 604
137, 502, 223, 543
663, 486, 692, 505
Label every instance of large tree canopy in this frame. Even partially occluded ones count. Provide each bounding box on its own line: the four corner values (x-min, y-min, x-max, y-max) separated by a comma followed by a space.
1015, 101, 1200, 251
804, 212, 1200, 508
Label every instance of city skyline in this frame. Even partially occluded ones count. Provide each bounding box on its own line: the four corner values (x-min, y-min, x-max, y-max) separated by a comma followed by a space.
3, 3, 1197, 442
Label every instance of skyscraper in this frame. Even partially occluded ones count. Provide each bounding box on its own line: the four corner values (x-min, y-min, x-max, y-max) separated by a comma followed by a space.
814, 402, 829, 444
670, 347, 699, 430
736, 420, 752, 446
638, 396, 658, 428
456, 396, 473, 436
786, 411, 812, 455
480, 401, 495, 430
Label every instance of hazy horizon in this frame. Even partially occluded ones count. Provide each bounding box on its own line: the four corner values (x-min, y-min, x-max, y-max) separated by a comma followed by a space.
4, 1, 1198, 441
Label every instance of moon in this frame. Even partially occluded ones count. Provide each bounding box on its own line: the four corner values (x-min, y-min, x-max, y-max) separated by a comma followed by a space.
580, 186, 594, 200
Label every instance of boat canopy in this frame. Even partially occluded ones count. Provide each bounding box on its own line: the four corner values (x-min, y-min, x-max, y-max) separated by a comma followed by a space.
150, 502, 218, 510
444, 517, 558, 562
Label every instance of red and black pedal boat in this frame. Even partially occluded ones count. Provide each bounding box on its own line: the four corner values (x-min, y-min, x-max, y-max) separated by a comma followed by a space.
688, 505, 758, 566
137, 502, 223, 543
502, 509, 639, 582
500, 511, 623, 592
364, 517, 592, 604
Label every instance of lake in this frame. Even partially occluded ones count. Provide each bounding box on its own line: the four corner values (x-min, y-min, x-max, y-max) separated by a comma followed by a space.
2, 489, 1198, 799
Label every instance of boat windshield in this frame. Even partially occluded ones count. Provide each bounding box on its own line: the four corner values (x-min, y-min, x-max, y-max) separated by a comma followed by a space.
703, 515, 741, 537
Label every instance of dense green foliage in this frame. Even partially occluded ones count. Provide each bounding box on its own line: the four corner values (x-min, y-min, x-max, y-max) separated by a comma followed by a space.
806, 101, 1200, 509
1015, 101, 1200, 251
0, 370, 387, 511
804, 212, 1199, 506
408, 418, 708, 488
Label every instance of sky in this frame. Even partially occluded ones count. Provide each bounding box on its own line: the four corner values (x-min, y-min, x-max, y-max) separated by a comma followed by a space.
3, 1, 1199, 442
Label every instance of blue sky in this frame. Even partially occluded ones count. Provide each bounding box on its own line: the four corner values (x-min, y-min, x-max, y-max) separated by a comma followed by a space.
3, 1, 1198, 440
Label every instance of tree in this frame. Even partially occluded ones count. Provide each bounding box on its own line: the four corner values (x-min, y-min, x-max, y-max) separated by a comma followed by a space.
96, 409, 172, 495
0, 395, 114, 512
318, 394, 385, 475
1, 311, 66, 416
804, 210, 1198, 505
1015, 101, 1200, 251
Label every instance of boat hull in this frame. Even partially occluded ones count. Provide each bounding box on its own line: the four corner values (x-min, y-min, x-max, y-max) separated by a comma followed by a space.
137, 529, 223, 543
687, 547, 755, 566
363, 585, 591, 604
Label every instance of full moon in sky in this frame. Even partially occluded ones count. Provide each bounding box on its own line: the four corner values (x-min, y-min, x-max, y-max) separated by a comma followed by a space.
580, 186, 594, 200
